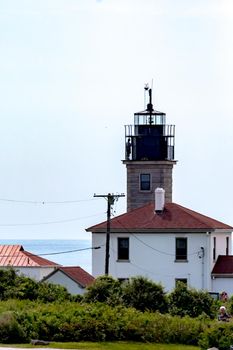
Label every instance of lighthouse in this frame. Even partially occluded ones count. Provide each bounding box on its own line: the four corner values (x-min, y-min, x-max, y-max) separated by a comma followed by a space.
123, 86, 176, 211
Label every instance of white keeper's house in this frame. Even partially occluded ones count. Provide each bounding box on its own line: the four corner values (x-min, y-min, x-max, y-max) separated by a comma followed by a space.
86, 87, 233, 295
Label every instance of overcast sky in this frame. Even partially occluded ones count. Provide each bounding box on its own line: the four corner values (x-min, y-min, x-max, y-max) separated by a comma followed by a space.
0, 0, 233, 240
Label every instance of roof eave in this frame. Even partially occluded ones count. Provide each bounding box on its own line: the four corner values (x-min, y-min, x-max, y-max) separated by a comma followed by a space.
212, 273, 233, 278
90, 228, 217, 233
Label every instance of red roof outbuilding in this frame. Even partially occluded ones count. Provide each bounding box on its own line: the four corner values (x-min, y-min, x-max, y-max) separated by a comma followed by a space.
212, 256, 233, 276
0, 245, 60, 267
43, 266, 95, 287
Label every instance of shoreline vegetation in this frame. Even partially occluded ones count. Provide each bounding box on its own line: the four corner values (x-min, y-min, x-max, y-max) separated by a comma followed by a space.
0, 343, 201, 349
0, 271, 232, 349
0, 299, 228, 349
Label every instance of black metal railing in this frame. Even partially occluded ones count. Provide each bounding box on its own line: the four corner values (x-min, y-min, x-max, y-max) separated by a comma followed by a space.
125, 124, 175, 161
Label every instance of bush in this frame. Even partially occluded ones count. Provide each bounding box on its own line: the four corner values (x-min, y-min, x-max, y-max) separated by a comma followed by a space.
84, 275, 122, 305
11, 301, 205, 344
0, 311, 26, 343
168, 282, 215, 318
37, 282, 71, 303
0, 269, 18, 300
0, 268, 72, 302
225, 294, 233, 315
121, 276, 168, 312
198, 321, 233, 350
6, 276, 39, 300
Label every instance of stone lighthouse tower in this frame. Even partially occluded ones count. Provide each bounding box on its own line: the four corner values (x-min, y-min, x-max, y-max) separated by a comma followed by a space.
123, 86, 176, 212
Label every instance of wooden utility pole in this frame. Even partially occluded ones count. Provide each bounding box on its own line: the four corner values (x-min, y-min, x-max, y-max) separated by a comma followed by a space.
94, 193, 125, 275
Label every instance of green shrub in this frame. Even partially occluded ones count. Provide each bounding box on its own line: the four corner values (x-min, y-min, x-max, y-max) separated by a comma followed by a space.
121, 276, 168, 312
0, 311, 26, 343
11, 301, 205, 344
0, 298, 220, 345
168, 282, 215, 318
84, 275, 122, 305
5, 276, 39, 300
0, 269, 72, 302
226, 294, 233, 315
198, 321, 233, 350
37, 282, 71, 302
0, 269, 18, 300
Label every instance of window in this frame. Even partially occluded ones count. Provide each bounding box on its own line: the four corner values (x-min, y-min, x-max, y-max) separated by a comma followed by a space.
175, 278, 187, 287
118, 237, 129, 260
175, 238, 187, 261
226, 236, 229, 256
213, 237, 216, 261
118, 278, 129, 284
140, 173, 151, 191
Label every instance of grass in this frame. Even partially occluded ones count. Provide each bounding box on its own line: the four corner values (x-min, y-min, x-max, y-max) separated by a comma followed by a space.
0, 342, 201, 350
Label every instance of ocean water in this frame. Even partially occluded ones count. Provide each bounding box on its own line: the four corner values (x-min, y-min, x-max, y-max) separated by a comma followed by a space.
0, 239, 92, 274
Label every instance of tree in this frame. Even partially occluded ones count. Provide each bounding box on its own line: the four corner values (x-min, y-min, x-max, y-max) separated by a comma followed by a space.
168, 282, 215, 318
5, 275, 39, 300
37, 282, 71, 302
0, 269, 19, 300
84, 275, 122, 305
0, 268, 72, 302
121, 276, 168, 312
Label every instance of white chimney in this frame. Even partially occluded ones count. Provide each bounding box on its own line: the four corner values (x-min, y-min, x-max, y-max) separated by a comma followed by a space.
155, 188, 165, 213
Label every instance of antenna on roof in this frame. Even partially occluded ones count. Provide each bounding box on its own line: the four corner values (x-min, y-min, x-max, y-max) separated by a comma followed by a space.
144, 82, 153, 115
147, 85, 154, 125
144, 83, 149, 109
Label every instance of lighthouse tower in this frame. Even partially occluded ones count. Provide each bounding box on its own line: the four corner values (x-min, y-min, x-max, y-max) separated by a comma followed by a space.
123, 86, 176, 212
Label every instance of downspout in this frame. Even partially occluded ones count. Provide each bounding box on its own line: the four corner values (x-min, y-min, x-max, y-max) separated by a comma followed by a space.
200, 247, 205, 290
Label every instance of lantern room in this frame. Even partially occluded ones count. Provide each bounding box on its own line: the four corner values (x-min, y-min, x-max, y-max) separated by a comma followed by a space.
125, 88, 175, 161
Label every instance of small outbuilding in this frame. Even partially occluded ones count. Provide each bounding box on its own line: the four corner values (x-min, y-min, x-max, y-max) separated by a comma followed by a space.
42, 266, 95, 295
212, 256, 233, 296
0, 244, 60, 281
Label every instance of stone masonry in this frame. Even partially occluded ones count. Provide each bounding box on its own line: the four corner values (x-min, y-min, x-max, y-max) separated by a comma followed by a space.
123, 160, 176, 212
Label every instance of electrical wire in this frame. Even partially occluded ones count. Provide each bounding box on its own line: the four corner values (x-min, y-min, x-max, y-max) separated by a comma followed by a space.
0, 245, 105, 258
0, 197, 99, 205
109, 245, 181, 279
37, 245, 104, 256
128, 260, 181, 278
0, 212, 105, 227
111, 214, 201, 258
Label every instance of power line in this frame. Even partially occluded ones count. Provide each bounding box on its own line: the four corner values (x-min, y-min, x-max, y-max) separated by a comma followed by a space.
0, 245, 104, 258
129, 259, 181, 278
0, 197, 99, 205
0, 212, 105, 227
109, 245, 177, 279
38, 245, 103, 256
112, 214, 201, 258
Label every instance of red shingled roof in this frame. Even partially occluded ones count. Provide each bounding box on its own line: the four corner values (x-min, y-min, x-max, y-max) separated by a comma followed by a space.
212, 256, 233, 275
44, 266, 95, 287
0, 245, 60, 267
87, 202, 233, 232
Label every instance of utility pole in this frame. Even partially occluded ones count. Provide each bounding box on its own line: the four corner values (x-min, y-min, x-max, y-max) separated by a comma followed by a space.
94, 193, 125, 275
